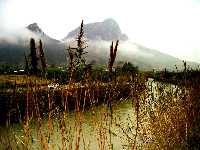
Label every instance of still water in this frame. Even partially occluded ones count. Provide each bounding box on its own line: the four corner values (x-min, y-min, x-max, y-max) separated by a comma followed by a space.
0, 98, 138, 150
0, 79, 177, 149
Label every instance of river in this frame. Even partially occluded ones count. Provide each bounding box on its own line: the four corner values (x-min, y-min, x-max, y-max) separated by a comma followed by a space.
0, 79, 179, 149
0, 97, 139, 149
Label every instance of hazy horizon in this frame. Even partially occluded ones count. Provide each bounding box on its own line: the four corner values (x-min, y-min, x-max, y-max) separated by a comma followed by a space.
1, 0, 200, 63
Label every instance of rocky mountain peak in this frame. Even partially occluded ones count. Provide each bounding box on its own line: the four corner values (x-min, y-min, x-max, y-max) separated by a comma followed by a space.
103, 18, 118, 25
65, 18, 128, 41
27, 23, 43, 34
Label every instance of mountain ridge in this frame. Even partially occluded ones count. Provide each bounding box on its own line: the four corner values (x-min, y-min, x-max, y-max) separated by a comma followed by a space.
0, 18, 199, 70
64, 18, 128, 41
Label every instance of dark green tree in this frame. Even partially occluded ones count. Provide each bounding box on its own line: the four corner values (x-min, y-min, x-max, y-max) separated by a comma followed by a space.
30, 38, 38, 74
66, 45, 75, 81
38, 39, 47, 73
24, 52, 29, 74
122, 62, 138, 74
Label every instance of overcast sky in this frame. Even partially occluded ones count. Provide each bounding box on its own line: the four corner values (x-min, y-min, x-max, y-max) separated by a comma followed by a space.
1, 0, 200, 62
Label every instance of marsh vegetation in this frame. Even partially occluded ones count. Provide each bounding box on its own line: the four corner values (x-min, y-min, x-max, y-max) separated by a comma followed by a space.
0, 21, 199, 150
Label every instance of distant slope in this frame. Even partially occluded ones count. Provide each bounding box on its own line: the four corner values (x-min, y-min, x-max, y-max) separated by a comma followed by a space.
0, 41, 26, 64
0, 23, 65, 65
0, 19, 199, 70
81, 41, 199, 70
121, 43, 199, 70
26, 23, 66, 64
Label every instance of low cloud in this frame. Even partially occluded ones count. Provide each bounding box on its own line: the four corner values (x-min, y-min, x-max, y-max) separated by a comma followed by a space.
0, 26, 37, 45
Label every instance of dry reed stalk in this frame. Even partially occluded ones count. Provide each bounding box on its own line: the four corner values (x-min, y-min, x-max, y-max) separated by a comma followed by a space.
23, 89, 30, 149
108, 40, 119, 81
60, 115, 66, 150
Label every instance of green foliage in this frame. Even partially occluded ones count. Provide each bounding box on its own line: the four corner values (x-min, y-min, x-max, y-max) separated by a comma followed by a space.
46, 67, 66, 84
122, 62, 138, 74
25, 38, 48, 76
91, 65, 108, 81
29, 38, 38, 75
38, 40, 47, 74
0, 64, 24, 74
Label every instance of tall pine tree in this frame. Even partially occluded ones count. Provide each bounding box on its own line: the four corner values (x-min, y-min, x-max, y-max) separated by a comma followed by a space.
30, 38, 38, 74
38, 39, 47, 73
